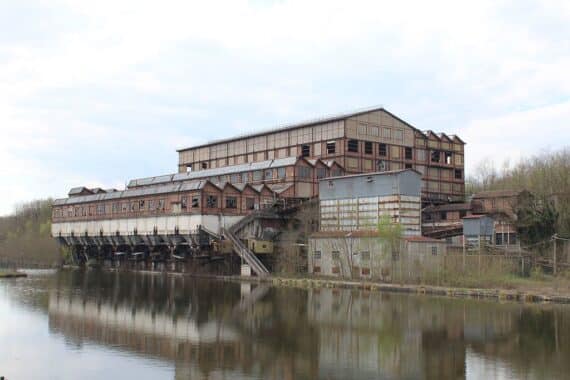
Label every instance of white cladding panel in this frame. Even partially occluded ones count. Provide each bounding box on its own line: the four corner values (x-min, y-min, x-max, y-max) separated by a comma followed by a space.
52, 214, 245, 236
320, 195, 421, 235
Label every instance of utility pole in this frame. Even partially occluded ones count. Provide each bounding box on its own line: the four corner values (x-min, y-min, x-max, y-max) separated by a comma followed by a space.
553, 234, 557, 276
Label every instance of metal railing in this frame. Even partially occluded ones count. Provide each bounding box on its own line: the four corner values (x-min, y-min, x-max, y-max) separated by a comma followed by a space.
222, 228, 269, 276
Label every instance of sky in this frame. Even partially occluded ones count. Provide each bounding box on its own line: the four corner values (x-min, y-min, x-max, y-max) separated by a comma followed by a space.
0, 0, 569, 215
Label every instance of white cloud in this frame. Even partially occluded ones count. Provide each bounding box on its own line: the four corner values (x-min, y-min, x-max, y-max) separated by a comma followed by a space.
460, 100, 570, 175
0, 0, 569, 214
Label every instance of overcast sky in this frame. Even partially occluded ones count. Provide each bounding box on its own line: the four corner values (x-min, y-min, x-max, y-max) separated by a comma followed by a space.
1, 0, 569, 215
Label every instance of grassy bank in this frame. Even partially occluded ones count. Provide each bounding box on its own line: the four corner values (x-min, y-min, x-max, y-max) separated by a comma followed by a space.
106, 268, 570, 304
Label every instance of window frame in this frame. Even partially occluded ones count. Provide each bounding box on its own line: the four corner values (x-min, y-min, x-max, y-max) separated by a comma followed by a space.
347, 139, 359, 153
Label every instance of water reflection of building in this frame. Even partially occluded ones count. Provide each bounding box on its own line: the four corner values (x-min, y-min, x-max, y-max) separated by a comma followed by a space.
44, 271, 570, 380
47, 271, 319, 380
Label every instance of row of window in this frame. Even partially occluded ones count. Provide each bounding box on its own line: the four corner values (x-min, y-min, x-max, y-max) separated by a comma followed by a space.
54, 195, 261, 219
195, 165, 340, 183
198, 142, 341, 170
346, 140, 458, 165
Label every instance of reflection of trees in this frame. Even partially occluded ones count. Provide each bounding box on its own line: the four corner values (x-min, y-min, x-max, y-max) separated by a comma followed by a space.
40, 270, 570, 380
468, 307, 570, 379
306, 289, 570, 380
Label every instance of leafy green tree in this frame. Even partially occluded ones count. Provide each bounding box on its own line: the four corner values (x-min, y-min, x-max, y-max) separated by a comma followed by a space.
377, 215, 403, 258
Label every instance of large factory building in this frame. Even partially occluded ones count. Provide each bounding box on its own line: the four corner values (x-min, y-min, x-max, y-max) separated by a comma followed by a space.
177, 106, 465, 204
51, 106, 466, 276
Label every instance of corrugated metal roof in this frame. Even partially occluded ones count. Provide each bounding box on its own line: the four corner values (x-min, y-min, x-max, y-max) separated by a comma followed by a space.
177, 105, 388, 152
129, 157, 301, 188
68, 186, 92, 196
53, 180, 208, 206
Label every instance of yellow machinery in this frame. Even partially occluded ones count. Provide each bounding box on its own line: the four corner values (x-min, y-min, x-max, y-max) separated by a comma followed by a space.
247, 239, 274, 254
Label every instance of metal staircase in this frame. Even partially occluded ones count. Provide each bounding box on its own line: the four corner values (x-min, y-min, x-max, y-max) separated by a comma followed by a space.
222, 227, 270, 277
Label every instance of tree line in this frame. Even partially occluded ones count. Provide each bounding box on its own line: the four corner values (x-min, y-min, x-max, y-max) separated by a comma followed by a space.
0, 199, 60, 265
466, 147, 570, 242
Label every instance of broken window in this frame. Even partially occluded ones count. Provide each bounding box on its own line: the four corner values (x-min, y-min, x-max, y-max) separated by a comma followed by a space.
405, 147, 413, 160
347, 139, 359, 153
206, 195, 217, 208
158, 199, 165, 210
364, 141, 373, 154
201, 162, 208, 169
181, 196, 187, 209
405, 163, 413, 169
122, 203, 128, 212
246, 197, 255, 210
130, 202, 137, 212
191, 196, 200, 208
445, 151, 453, 164
377, 160, 388, 172
225, 196, 237, 209
139, 200, 145, 209
379, 143, 387, 157
431, 150, 440, 163
326, 141, 336, 154
301, 144, 310, 157
454, 169, 462, 179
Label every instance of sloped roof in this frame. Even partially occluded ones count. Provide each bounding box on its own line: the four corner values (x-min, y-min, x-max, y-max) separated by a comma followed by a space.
54, 180, 210, 206
176, 106, 427, 152
68, 187, 92, 196
128, 156, 301, 188
472, 190, 527, 199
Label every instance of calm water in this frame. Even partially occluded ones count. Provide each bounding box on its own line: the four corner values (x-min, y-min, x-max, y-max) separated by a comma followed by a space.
1, 270, 569, 380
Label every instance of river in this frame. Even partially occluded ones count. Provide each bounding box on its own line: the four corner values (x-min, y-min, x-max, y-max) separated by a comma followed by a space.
0, 270, 569, 379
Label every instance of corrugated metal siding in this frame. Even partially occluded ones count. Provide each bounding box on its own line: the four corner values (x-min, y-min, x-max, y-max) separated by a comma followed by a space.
318, 170, 421, 200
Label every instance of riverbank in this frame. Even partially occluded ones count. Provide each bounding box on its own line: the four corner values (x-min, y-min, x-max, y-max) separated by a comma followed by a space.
0, 270, 27, 278
102, 268, 570, 304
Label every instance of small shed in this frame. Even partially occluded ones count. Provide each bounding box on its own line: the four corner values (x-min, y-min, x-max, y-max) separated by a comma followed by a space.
462, 215, 495, 247
403, 236, 447, 257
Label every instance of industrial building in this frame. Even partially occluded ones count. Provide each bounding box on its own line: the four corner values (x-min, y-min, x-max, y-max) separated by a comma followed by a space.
177, 107, 466, 204
318, 169, 422, 235
309, 169, 446, 280
51, 106, 466, 276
